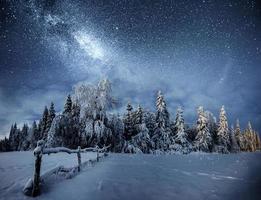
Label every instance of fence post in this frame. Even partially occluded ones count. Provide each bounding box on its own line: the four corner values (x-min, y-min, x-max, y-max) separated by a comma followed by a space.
77, 146, 81, 172
32, 140, 44, 197
96, 145, 99, 162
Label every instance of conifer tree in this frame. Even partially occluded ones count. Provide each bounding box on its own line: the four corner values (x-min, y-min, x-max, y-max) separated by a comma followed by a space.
155, 91, 169, 128
255, 133, 261, 150
64, 95, 72, 114
217, 105, 230, 153
194, 106, 212, 152
9, 123, 20, 151
153, 91, 171, 151
123, 102, 134, 140
245, 121, 254, 152
135, 105, 143, 125
30, 121, 39, 149
47, 102, 56, 129
234, 119, 242, 148
172, 106, 191, 153
39, 106, 49, 139
230, 125, 240, 153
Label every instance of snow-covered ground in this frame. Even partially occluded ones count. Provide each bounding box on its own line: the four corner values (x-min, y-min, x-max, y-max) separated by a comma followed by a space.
0, 152, 261, 200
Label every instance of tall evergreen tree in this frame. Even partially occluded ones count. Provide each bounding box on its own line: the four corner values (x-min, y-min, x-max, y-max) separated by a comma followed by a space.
255, 133, 261, 150
230, 125, 240, 153
19, 123, 30, 150
47, 102, 56, 130
155, 91, 169, 128
123, 102, 134, 140
135, 105, 143, 125
235, 119, 242, 147
216, 105, 230, 153
153, 91, 171, 151
64, 95, 72, 114
171, 106, 191, 153
245, 121, 255, 152
39, 106, 49, 139
194, 106, 212, 152
30, 121, 39, 149
9, 123, 20, 151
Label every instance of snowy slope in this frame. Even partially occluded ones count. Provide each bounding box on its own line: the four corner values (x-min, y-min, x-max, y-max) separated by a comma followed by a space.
0, 151, 97, 200
0, 152, 261, 200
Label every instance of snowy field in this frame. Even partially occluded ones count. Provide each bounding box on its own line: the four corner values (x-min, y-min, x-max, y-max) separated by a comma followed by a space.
0, 152, 261, 200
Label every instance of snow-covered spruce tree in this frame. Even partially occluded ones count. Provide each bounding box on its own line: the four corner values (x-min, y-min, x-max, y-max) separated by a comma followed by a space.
107, 114, 124, 152
62, 100, 81, 148
47, 102, 56, 130
230, 125, 240, 153
45, 115, 63, 148
19, 123, 30, 151
143, 111, 156, 138
134, 105, 143, 124
194, 106, 212, 152
234, 119, 243, 150
216, 105, 230, 153
38, 106, 49, 140
63, 95, 72, 114
29, 121, 40, 149
152, 91, 171, 152
123, 102, 135, 141
255, 132, 261, 150
9, 123, 21, 151
244, 121, 255, 152
155, 91, 170, 128
128, 105, 152, 153
204, 110, 218, 145
170, 106, 191, 154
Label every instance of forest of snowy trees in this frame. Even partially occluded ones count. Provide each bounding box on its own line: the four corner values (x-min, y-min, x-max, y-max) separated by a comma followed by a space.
0, 79, 260, 154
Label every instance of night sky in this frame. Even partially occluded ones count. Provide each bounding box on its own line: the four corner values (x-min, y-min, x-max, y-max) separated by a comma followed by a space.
0, 0, 260, 138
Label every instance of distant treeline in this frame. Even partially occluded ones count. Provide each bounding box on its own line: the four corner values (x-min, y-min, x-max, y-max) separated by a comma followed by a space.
1, 79, 260, 154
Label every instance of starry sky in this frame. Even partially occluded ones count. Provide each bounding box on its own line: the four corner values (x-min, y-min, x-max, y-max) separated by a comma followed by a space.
0, 0, 260, 138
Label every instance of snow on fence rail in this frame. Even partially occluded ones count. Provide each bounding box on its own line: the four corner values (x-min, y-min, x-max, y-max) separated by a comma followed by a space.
23, 140, 111, 197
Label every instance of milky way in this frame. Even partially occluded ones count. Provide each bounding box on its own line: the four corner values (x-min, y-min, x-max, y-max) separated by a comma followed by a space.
0, 0, 260, 137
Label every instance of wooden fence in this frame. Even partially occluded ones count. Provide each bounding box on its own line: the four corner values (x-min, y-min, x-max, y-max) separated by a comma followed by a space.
24, 140, 110, 197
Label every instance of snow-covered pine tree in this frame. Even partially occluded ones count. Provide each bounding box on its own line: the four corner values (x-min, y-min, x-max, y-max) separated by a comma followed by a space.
127, 105, 152, 153
155, 91, 169, 129
71, 102, 81, 147
129, 123, 151, 153
244, 121, 255, 152
205, 111, 218, 145
8, 124, 14, 150
38, 106, 49, 140
152, 91, 171, 151
230, 125, 240, 153
47, 102, 56, 130
171, 106, 191, 154
255, 132, 261, 150
64, 95, 72, 114
123, 102, 135, 140
107, 114, 124, 152
143, 111, 156, 138
216, 105, 230, 153
194, 106, 212, 152
19, 123, 30, 150
234, 119, 243, 149
134, 105, 143, 125
29, 121, 40, 149
9, 123, 20, 151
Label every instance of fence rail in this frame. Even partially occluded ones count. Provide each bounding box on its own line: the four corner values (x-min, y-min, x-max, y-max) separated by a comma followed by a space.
23, 140, 110, 197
